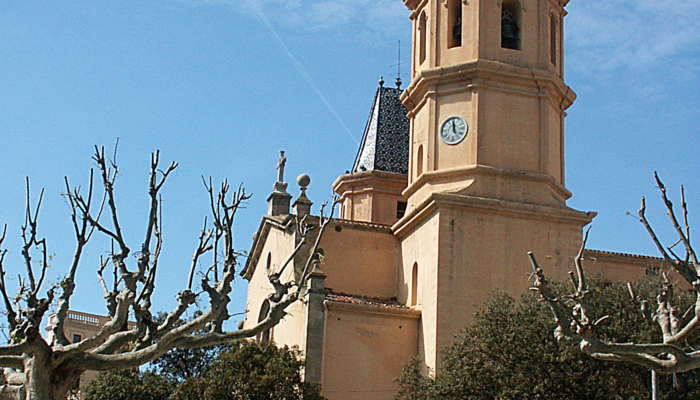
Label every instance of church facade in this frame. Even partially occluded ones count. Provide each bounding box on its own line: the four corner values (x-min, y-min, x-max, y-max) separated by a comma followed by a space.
241, 1, 661, 399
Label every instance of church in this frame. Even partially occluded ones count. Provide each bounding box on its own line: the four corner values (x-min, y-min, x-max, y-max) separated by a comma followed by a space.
240, 1, 661, 399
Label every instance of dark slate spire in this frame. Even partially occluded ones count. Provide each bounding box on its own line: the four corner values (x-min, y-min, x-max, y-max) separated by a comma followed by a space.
352, 79, 410, 175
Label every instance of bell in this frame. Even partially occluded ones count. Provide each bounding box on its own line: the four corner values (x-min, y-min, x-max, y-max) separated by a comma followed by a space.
502, 24, 516, 40
501, 12, 519, 49
453, 16, 462, 45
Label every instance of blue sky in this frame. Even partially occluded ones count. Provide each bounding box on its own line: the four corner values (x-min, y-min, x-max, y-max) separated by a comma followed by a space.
0, 0, 698, 324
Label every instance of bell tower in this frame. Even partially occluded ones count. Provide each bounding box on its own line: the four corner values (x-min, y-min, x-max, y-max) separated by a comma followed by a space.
395, 0, 594, 373
402, 0, 575, 210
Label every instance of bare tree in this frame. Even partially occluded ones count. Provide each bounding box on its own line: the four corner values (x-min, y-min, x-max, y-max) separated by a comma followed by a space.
0, 147, 337, 400
529, 173, 700, 374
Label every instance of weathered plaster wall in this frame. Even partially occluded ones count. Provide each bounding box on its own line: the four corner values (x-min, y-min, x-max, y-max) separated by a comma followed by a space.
243, 226, 307, 349
397, 210, 440, 370
321, 302, 420, 400
583, 249, 665, 284
320, 224, 399, 299
433, 201, 587, 363
396, 195, 592, 372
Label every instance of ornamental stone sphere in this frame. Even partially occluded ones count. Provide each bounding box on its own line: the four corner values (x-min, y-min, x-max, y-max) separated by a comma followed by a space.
297, 174, 311, 188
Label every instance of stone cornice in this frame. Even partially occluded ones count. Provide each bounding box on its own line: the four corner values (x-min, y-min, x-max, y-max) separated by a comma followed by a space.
404, 0, 428, 16
333, 170, 408, 197
583, 249, 665, 265
401, 59, 576, 114
332, 218, 394, 234
324, 300, 421, 319
393, 191, 596, 239
402, 164, 572, 201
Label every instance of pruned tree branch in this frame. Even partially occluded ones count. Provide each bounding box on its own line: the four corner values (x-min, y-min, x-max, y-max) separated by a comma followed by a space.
531, 173, 700, 374
0, 146, 339, 399
0, 225, 18, 334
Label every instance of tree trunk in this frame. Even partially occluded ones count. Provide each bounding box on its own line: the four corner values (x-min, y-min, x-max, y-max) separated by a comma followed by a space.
24, 357, 51, 400
48, 370, 81, 400
0, 360, 80, 400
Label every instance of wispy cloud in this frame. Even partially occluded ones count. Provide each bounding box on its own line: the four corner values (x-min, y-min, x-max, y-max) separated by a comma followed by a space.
189, 0, 409, 43
176, 0, 371, 144
567, 0, 700, 75
565, 0, 700, 107
243, 0, 359, 144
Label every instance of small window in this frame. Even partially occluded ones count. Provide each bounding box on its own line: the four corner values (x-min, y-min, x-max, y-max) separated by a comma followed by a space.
448, 0, 462, 49
550, 13, 557, 65
419, 12, 428, 65
501, 0, 521, 50
257, 299, 271, 341
72, 334, 82, 343
397, 201, 407, 219
416, 145, 424, 177
411, 263, 419, 306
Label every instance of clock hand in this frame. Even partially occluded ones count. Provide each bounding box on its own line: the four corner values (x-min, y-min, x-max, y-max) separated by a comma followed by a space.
452, 120, 456, 135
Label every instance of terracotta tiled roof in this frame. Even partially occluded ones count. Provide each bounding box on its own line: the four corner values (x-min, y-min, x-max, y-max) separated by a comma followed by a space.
332, 218, 392, 230
585, 249, 663, 261
326, 292, 409, 310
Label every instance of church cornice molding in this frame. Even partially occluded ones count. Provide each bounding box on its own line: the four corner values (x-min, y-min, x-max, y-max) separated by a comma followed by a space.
333, 171, 408, 197
401, 164, 573, 204
401, 59, 576, 113
404, 0, 570, 19
335, 186, 407, 203
331, 218, 394, 233
325, 299, 421, 319
547, 0, 567, 15
404, 0, 429, 17
583, 249, 664, 266
393, 190, 595, 239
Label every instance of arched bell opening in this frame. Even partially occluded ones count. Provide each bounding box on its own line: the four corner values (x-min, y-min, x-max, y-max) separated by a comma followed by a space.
501, 0, 521, 50
447, 0, 463, 49
416, 145, 424, 178
550, 12, 558, 65
419, 12, 428, 64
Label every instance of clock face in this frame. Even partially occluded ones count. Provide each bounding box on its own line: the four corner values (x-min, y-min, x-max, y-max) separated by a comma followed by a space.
440, 116, 468, 145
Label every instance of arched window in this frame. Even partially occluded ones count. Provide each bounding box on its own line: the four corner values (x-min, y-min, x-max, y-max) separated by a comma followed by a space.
410, 263, 419, 306
550, 13, 557, 65
416, 145, 424, 177
257, 299, 271, 341
448, 0, 462, 49
419, 12, 428, 65
501, 0, 521, 50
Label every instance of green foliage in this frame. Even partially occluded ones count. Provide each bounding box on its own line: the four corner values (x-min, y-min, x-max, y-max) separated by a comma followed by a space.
397, 276, 700, 400
150, 345, 219, 383
83, 368, 173, 400
83, 312, 324, 399
148, 311, 222, 382
84, 340, 324, 400
171, 340, 325, 400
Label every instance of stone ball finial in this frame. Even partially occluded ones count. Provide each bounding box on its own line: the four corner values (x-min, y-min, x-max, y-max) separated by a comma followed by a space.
379, 76, 384, 87
297, 174, 311, 188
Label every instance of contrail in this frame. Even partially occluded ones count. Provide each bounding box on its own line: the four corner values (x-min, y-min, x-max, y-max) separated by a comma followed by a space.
245, 1, 359, 145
